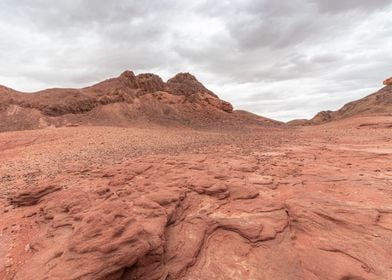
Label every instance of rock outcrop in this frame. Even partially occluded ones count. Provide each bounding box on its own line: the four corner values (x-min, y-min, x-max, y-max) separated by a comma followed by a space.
383, 76, 392, 86
0, 70, 277, 132
166, 73, 217, 97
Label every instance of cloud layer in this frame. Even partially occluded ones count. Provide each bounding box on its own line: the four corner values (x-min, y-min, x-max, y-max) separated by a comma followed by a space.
0, 0, 391, 121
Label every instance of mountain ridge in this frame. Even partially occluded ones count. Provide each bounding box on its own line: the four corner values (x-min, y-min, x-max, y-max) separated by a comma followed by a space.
0, 70, 279, 132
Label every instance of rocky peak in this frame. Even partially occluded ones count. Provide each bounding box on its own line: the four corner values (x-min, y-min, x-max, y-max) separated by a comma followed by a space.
383, 76, 392, 86
119, 70, 136, 79
118, 70, 138, 89
117, 70, 220, 98
311, 110, 333, 123
136, 73, 166, 93
169, 72, 199, 82
91, 70, 232, 113
167, 72, 217, 97
116, 71, 166, 93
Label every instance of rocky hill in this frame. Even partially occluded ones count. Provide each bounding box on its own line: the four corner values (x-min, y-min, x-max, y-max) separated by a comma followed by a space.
288, 77, 392, 125
0, 71, 279, 132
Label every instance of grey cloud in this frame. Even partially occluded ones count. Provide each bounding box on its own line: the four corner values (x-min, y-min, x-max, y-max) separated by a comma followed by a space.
0, 0, 391, 121
312, 0, 392, 13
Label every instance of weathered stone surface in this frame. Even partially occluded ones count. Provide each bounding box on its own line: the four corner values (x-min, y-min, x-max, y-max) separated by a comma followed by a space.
1, 118, 392, 280
9, 184, 62, 207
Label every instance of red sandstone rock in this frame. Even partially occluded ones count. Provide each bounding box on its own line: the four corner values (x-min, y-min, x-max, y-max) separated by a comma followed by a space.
0, 70, 281, 132
1, 116, 391, 279
135, 73, 166, 93
383, 76, 392, 85
166, 72, 217, 97
9, 184, 62, 207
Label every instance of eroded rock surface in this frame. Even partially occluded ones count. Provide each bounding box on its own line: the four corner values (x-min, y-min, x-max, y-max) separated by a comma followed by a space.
1, 116, 392, 279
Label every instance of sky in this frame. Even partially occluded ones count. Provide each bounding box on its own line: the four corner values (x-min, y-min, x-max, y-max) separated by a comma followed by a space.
0, 1, 391, 121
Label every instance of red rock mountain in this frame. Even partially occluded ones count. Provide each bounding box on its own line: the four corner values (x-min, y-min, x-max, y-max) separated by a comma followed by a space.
289, 79, 392, 125
0, 71, 278, 132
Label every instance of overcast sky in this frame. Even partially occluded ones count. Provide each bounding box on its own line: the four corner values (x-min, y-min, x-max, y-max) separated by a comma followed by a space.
0, 1, 391, 121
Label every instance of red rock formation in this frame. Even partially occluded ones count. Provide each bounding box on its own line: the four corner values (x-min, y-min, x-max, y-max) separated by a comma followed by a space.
0, 70, 277, 132
166, 72, 217, 97
135, 73, 166, 93
383, 76, 392, 86
1, 117, 392, 279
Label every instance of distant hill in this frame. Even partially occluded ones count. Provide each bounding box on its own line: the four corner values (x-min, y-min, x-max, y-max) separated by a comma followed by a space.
288, 78, 392, 125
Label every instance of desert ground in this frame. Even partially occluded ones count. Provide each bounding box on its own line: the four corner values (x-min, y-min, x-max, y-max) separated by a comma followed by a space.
1, 115, 392, 280
1, 1, 392, 279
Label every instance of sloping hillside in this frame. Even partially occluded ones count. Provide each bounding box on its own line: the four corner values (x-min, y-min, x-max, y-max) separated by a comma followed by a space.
288, 78, 392, 125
